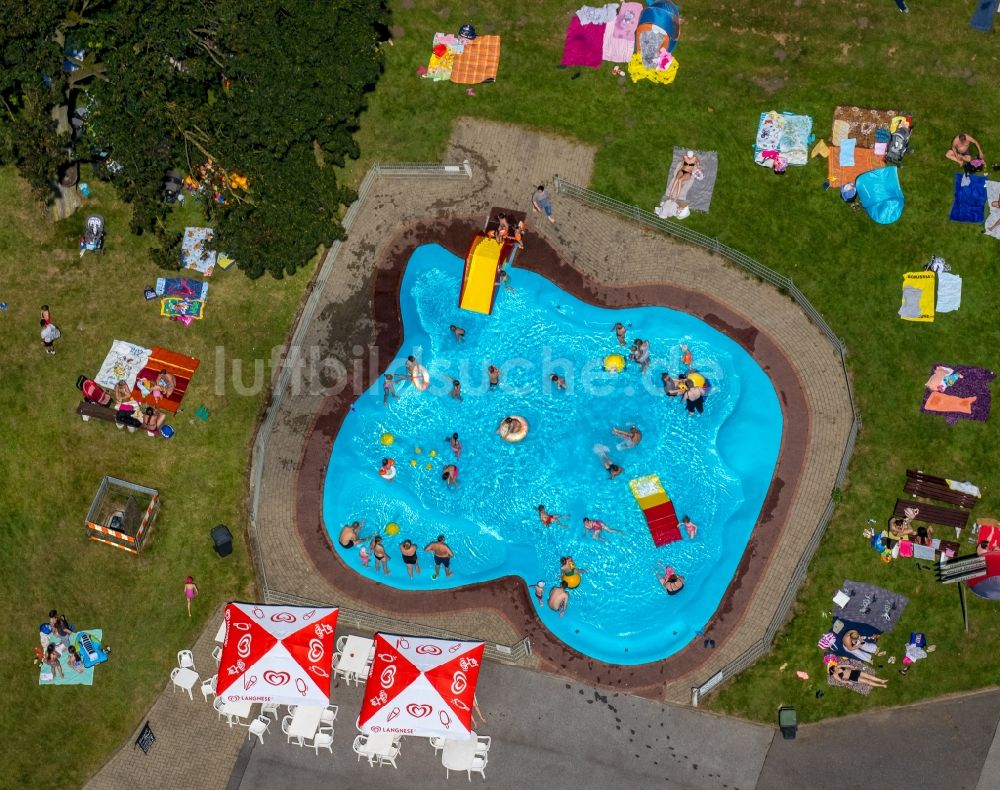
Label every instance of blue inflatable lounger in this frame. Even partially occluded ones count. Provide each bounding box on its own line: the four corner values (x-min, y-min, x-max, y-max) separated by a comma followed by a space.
856, 165, 904, 225
76, 631, 108, 668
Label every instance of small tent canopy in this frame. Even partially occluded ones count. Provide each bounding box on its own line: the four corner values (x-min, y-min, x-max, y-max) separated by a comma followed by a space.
84, 476, 159, 554
856, 166, 904, 225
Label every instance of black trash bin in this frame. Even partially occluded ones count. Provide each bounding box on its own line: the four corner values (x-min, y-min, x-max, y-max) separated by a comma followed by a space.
211, 524, 233, 557
778, 706, 797, 740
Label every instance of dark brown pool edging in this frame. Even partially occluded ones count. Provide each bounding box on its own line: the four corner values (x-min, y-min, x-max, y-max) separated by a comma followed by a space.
294, 218, 809, 696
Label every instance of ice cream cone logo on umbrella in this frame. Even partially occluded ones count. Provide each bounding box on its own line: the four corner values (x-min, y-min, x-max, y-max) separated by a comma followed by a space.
448, 642, 462, 653
386, 706, 401, 723
310, 666, 329, 678
252, 606, 264, 619
243, 674, 258, 691
395, 637, 410, 649
302, 609, 317, 620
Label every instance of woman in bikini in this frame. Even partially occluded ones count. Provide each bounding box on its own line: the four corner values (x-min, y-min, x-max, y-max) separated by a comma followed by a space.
370, 536, 390, 575
829, 663, 888, 688
667, 150, 701, 199
538, 504, 568, 528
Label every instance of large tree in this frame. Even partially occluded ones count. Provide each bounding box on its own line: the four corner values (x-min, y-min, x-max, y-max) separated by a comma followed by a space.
3, 0, 386, 278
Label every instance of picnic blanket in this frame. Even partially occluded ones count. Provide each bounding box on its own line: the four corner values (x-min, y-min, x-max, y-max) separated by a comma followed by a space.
754, 111, 813, 166
937, 271, 962, 313
424, 33, 462, 81
899, 271, 935, 322
661, 148, 718, 212
921, 363, 995, 423
39, 629, 101, 686
984, 181, 1000, 239
603, 2, 642, 62
827, 145, 884, 188
182, 227, 217, 276
450, 35, 501, 84
94, 340, 152, 389
561, 16, 605, 68
832, 106, 899, 148
950, 173, 988, 223
155, 277, 209, 300
131, 346, 200, 414
834, 581, 909, 631
160, 298, 205, 320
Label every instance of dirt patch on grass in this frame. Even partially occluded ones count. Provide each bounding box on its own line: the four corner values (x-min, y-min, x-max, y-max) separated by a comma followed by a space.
752, 75, 786, 94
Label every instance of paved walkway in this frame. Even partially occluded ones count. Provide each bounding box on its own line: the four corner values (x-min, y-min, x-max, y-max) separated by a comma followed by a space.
251, 118, 856, 702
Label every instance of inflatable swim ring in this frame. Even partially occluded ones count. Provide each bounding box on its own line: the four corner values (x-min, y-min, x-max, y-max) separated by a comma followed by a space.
411, 365, 430, 391
685, 372, 706, 387
604, 354, 626, 373
563, 572, 582, 589
498, 416, 529, 443
385, 522, 400, 536
380, 433, 394, 446
379, 459, 397, 480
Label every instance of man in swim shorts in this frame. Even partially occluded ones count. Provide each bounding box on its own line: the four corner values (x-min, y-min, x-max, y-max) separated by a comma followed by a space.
450, 324, 466, 342
424, 535, 454, 579
946, 133, 985, 169
583, 517, 619, 540
338, 520, 370, 549
683, 382, 705, 415
383, 374, 397, 405
600, 451, 623, 479
400, 539, 421, 578
548, 581, 570, 616
488, 365, 501, 388
442, 464, 459, 488
450, 379, 462, 401
611, 425, 642, 447
538, 504, 568, 528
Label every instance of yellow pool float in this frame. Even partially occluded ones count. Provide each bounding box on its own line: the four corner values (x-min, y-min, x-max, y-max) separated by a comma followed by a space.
385, 522, 400, 536
603, 354, 626, 373
380, 433, 394, 446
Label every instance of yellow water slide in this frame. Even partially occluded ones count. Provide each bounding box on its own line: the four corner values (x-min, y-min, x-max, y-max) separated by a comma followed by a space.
459, 235, 505, 314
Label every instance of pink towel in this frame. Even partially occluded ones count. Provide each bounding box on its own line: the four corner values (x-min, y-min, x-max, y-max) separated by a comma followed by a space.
561, 16, 606, 68
603, 2, 642, 63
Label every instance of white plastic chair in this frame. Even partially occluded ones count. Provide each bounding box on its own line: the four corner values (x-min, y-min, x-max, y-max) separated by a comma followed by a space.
320, 705, 338, 726
214, 697, 232, 726
261, 702, 280, 720
468, 754, 487, 781
377, 744, 399, 769
353, 735, 369, 763
211, 645, 223, 665
310, 727, 334, 755
285, 704, 299, 717
429, 736, 446, 755
177, 649, 195, 671
336, 635, 349, 652
200, 674, 217, 702
475, 735, 491, 755
248, 715, 270, 744
282, 715, 301, 746
170, 667, 188, 699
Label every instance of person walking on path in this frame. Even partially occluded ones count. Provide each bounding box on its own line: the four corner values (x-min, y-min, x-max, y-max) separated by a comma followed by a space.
183, 576, 199, 617
40, 319, 61, 355
532, 185, 556, 223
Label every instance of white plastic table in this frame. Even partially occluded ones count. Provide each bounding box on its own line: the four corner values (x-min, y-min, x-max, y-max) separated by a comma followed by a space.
214, 621, 226, 643
441, 733, 478, 777
173, 667, 199, 699
287, 705, 324, 745
337, 636, 374, 683
359, 731, 399, 765
221, 699, 253, 724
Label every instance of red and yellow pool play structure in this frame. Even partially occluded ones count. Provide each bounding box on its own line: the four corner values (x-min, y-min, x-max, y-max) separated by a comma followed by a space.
629, 474, 682, 546
458, 208, 524, 315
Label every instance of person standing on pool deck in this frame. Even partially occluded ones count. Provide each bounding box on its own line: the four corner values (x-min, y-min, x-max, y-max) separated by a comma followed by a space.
613, 322, 627, 346
538, 504, 568, 528
532, 184, 556, 223
682, 515, 698, 540
442, 464, 459, 488
450, 379, 462, 401
548, 581, 570, 616
450, 324, 466, 342
446, 432, 462, 459
400, 540, 421, 578
425, 535, 455, 579
487, 365, 501, 388
383, 374, 397, 405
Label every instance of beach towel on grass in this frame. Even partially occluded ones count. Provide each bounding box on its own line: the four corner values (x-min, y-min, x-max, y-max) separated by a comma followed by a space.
834, 581, 908, 631
921, 363, 995, 423
970, 0, 996, 31
899, 271, 934, 321
984, 181, 1000, 239
155, 277, 209, 300
661, 148, 718, 212
131, 346, 200, 414
832, 106, 900, 148
94, 340, 152, 389
826, 145, 884, 188
182, 226, 216, 276
950, 173, 988, 223
754, 111, 812, 166
160, 298, 205, 320
937, 271, 962, 313
561, 16, 605, 68
39, 629, 101, 686
826, 657, 875, 696
603, 2, 642, 62
450, 35, 501, 83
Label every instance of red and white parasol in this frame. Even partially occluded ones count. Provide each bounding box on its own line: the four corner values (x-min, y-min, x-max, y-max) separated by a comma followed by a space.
357, 633, 485, 740
215, 602, 338, 706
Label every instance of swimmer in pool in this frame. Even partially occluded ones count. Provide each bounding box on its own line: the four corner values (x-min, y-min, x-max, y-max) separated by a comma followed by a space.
611, 425, 642, 448
550, 373, 567, 390
405, 355, 417, 376
446, 432, 462, 459
583, 517, 619, 541
338, 520, 370, 549
614, 322, 627, 346
442, 464, 459, 488
682, 515, 698, 540
600, 451, 623, 479
661, 373, 682, 398
656, 565, 685, 595
498, 268, 515, 292
450, 379, 462, 401
548, 581, 570, 616
532, 580, 547, 606
679, 343, 693, 371
538, 504, 568, 528
450, 324, 466, 342
383, 374, 397, 405
487, 365, 501, 388
497, 416, 527, 437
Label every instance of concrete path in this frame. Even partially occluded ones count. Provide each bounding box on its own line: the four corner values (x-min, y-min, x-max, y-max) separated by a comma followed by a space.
232, 658, 774, 790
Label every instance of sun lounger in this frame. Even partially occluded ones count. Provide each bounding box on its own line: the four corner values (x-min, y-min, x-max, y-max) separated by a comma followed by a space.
904, 470, 980, 510
893, 499, 969, 530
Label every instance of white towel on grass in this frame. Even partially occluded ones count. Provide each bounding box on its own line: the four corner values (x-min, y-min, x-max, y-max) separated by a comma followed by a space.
936, 271, 962, 313
985, 181, 1000, 239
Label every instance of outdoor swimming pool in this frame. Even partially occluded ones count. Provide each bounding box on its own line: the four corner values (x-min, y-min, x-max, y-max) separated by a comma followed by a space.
322, 244, 783, 665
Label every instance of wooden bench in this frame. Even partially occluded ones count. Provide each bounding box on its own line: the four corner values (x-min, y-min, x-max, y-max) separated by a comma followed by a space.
893, 498, 969, 530
904, 469, 979, 510
76, 401, 137, 433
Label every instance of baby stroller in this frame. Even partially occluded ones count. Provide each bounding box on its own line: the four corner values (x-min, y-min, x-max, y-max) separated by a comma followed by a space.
163, 170, 183, 204
884, 126, 911, 166
79, 214, 105, 257
76, 375, 112, 407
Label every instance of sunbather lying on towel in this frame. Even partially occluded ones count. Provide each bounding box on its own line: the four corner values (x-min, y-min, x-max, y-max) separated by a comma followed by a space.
667, 150, 701, 200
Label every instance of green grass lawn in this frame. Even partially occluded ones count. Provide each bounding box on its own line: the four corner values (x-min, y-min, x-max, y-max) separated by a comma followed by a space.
3, 1, 1000, 785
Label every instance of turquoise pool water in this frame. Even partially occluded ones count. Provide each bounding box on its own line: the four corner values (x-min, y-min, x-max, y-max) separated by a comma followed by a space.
322, 244, 782, 665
